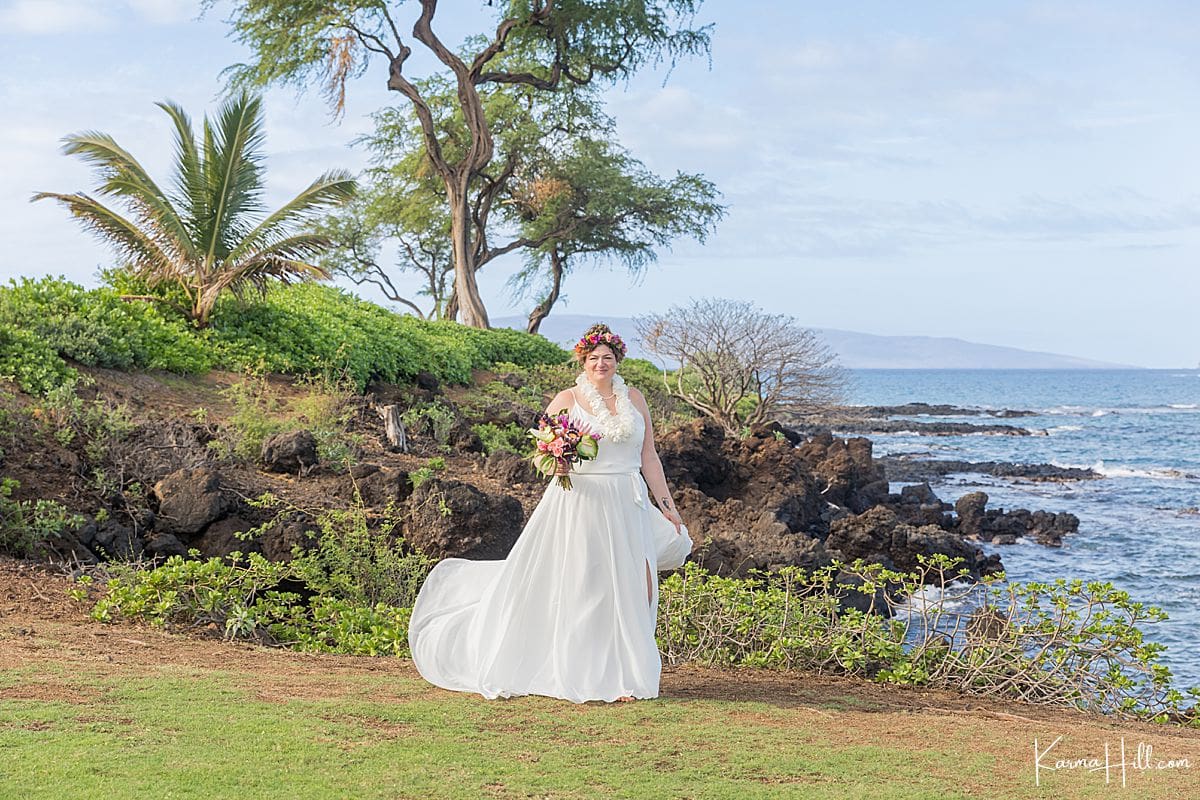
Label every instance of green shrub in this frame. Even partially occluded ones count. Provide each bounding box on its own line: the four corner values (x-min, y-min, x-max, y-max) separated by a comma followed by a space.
87, 549, 419, 657
0, 276, 210, 374
619, 357, 698, 430
204, 283, 568, 390
0, 478, 87, 557
208, 375, 287, 461
290, 500, 433, 609
401, 400, 458, 450
408, 456, 447, 489
472, 421, 527, 455
0, 322, 78, 394
85, 487, 432, 657
490, 361, 577, 405
208, 373, 359, 468
0, 276, 568, 395
657, 556, 1200, 723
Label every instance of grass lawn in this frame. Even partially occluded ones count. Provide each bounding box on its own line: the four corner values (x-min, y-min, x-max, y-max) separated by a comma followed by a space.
3, 640, 1200, 799
2, 562, 1198, 799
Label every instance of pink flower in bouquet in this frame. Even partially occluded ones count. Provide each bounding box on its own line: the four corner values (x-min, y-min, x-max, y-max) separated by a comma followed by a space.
527, 410, 603, 490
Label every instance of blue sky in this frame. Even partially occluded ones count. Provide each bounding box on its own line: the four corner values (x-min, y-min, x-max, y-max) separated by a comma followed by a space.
2, 0, 1198, 367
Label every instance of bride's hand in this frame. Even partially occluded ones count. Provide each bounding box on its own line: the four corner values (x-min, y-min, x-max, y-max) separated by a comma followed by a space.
660, 507, 683, 534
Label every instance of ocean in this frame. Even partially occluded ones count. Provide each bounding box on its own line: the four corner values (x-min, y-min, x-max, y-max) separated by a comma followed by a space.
845, 369, 1200, 689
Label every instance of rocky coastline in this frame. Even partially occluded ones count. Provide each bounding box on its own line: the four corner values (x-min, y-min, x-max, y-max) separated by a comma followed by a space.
789, 402, 1045, 437
5, 371, 1088, 607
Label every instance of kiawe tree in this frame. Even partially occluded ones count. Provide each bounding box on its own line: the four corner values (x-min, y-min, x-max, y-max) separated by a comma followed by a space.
314, 168, 454, 320
217, 0, 714, 328
323, 75, 722, 329
511, 136, 723, 334
33, 93, 356, 327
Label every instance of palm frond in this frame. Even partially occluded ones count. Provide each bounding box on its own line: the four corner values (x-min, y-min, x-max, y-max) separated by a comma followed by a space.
31, 191, 177, 278
197, 254, 328, 316
226, 170, 356, 264
244, 233, 338, 264
60, 132, 194, 258
156, 100, 208, 247
201, 92, 266, 267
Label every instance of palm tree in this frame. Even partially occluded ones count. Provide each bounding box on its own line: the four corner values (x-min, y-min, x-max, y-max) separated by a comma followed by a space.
33, 93, 355, 327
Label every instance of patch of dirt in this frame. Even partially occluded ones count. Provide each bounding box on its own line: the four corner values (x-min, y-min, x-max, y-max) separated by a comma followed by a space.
0, 683, 100, 704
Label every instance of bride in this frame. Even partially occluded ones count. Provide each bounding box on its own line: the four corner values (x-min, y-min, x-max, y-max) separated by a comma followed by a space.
408, 323, 693, 703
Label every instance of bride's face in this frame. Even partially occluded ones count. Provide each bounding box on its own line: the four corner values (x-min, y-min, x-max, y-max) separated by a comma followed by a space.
583, 344, 617, 383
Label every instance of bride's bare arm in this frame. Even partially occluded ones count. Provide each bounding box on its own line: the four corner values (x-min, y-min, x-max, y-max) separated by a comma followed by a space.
545, 388, 575, 416
630, 387, 682, 531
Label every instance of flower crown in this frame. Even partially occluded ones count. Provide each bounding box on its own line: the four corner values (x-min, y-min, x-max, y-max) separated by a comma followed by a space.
573, 328, 627, 360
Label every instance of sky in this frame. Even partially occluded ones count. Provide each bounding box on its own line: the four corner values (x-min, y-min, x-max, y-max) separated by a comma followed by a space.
1, 0, 1198, 368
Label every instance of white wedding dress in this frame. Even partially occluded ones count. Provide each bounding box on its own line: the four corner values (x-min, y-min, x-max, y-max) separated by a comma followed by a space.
408, 375, 693, 703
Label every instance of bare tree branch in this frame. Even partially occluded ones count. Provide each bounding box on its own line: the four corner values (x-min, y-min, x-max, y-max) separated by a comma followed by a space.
636, 298, 845, 433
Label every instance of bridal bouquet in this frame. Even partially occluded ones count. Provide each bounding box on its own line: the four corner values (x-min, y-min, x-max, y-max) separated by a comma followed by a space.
528, 410, 602, 490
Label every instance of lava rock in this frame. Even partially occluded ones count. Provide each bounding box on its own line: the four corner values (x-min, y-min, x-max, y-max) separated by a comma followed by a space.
484, 450, 539, 485
153, 467, 227, 537
825, 506, 1000, 578
194, 516, 260, 559
144, 531, 189, 559
357, 467, 414, 507
405, 477, 524, 560
954, 492, 989, 539
261, 430, 319, 473
91, 521, 144, 561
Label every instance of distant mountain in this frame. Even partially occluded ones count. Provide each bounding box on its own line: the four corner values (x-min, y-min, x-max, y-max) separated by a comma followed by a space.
811, 328, 1135, 370
492, 314, 1136, 370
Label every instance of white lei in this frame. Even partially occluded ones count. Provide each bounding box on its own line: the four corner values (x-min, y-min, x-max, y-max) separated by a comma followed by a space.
574, 372, 636, 443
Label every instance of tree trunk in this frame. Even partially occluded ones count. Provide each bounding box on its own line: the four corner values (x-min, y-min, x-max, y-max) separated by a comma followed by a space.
376, 404, 408, 453
526, 248, 565, 335
448, 179, 489, 329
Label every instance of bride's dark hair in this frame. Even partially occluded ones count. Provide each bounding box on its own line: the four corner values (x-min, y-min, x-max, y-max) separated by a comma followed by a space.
573, 322, 627, 365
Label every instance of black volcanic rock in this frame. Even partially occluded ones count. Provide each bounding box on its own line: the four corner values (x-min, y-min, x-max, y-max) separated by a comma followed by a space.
881, 457, 1100, 483
405, 478, 524, 561
153, 467, 228, 537
825, 506, 1002, 577
261, 430, 319, 473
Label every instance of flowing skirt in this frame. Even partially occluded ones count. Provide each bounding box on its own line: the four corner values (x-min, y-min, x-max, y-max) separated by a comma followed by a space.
407, 471, 692, 704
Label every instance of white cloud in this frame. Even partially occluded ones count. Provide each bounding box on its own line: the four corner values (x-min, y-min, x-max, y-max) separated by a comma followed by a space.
0, 0, 201, 34
0, 0, 110, 34
126, 0, 196, 25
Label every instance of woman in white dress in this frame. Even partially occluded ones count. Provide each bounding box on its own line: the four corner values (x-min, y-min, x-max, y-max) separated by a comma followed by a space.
408, 323, 693, 703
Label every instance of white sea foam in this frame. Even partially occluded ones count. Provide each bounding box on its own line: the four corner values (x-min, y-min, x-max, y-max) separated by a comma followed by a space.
1089, 461, 1199, 481
1042, 404, 1199, 416
1045, 424, 1084, 434
1044, 405, 1083, 415
891, 579, 980, 618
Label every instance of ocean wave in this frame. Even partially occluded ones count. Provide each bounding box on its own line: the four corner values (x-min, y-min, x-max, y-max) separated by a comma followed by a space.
891, 579, 981, 617
1089, 461, 1199, 481
1045, 424, 1084, 434
1042, 404, 1200, 416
